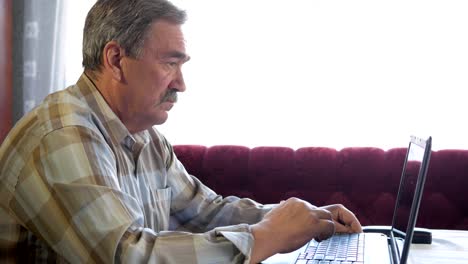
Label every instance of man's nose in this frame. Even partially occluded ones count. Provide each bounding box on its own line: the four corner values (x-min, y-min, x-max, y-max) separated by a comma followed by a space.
171, 68, 186, 92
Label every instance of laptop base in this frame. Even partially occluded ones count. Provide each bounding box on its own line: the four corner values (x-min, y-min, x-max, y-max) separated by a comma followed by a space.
262, 233, 391, 264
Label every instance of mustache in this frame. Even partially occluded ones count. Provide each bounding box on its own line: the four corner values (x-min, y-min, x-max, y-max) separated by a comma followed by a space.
161, 88, 178, 104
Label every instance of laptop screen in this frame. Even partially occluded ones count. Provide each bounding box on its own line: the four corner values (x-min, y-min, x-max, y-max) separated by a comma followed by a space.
390, 136, 431, 263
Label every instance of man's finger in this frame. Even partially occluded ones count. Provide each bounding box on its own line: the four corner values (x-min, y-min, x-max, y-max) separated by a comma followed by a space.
315, 219, 335, 242
313, 208, 333, 220
334, 221, 354, 233
336, 209, 362, 233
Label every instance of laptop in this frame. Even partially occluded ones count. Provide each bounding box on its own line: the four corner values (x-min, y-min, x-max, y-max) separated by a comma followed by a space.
263, 135, 432, 264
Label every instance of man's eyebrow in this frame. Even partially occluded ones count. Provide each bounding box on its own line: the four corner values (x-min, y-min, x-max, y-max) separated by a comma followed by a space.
163, 51, 191, 62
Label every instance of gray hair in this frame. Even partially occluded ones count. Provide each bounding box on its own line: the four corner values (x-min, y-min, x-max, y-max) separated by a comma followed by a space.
82, 0, 187, 71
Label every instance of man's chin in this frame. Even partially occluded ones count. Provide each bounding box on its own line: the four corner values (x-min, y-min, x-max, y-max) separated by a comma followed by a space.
152, 113, 169, 126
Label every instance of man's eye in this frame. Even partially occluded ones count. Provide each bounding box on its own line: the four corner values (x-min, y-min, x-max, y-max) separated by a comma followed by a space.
167, 62, 178, 67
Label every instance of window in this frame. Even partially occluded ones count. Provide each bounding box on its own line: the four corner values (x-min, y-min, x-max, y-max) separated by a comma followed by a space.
65, 0, 468, 150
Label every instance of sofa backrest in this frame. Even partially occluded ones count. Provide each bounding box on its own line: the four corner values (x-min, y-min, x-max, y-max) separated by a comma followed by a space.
173, 145, 468, 230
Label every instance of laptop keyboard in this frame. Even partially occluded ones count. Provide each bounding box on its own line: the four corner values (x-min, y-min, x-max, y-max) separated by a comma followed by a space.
294, 233, 364, 264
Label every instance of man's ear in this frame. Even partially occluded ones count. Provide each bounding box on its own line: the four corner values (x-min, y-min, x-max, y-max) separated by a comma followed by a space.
102, 41, 125, 81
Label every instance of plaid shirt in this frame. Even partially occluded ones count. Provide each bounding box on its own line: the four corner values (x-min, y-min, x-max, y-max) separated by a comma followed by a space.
0, 74, 272, 263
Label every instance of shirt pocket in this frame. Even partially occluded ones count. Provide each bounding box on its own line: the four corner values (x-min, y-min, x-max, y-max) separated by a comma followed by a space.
149, 187, 172, 232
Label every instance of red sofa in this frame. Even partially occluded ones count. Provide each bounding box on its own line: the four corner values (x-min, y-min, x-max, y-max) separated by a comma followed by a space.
173, 145, 468, 230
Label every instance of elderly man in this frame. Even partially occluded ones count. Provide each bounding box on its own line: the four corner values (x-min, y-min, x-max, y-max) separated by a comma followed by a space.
0, 0, 361, 263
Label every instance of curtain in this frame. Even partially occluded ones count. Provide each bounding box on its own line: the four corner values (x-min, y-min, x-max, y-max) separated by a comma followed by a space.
0, 0, 13, 143
12, 0, 67, 122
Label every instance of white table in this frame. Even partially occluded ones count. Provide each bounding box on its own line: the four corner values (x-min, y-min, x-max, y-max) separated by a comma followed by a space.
408, 229, 468, 264
263, 229, 468, 263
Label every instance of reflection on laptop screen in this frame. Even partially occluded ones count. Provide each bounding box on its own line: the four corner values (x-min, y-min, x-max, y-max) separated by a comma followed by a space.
393, 141, 425, 237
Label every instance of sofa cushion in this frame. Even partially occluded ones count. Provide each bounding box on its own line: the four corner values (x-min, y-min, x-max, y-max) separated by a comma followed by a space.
173, 145, 468, 229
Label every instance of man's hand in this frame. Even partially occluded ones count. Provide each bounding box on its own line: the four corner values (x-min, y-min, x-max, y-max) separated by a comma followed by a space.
320, 204, 362, 233
249, 199, 362, 264
249, 198, 334, 263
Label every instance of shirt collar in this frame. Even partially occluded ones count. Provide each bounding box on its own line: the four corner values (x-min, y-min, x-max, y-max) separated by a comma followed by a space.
76, 73, 137, 150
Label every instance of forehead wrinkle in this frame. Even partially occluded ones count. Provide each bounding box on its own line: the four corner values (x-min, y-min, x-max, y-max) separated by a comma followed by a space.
145, 34, 187, 62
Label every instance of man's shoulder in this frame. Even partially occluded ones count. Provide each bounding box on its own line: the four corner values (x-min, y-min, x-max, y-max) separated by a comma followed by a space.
1, 86, 104, 156
0, 84, 110, 174
37, 85, 100, 133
